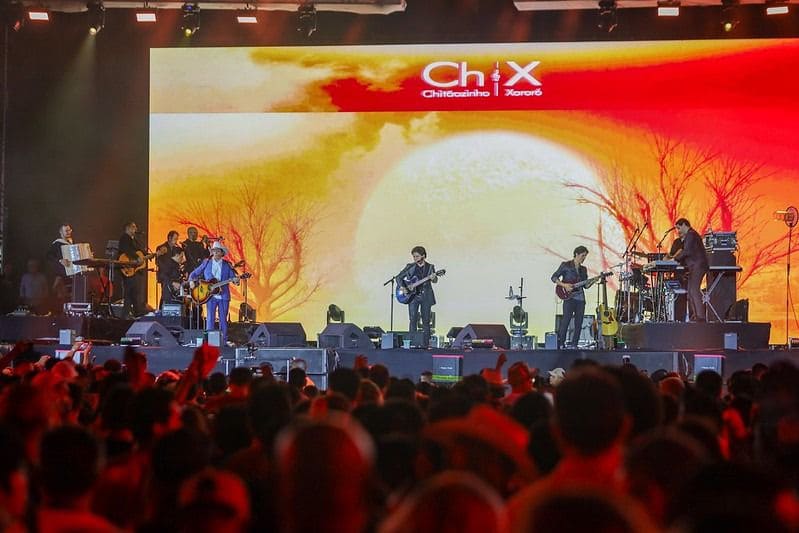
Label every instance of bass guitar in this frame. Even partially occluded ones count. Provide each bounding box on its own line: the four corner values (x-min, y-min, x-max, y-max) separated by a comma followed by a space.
555, 271, 614, 300
119, 247, 167, 278
396, 269, 446, 304
190, 273, 252, 305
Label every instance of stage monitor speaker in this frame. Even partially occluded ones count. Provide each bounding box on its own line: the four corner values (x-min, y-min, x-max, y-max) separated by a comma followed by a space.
318, 323, 373, 351
239, 303, 256, 322
726, 299, 749, 322
125, 321, 179, 347
249, 322, 307, 348
706, 271, 736, 323
693, 353, 724, 380
555, 314, 596, 346
452, 324, 510, 349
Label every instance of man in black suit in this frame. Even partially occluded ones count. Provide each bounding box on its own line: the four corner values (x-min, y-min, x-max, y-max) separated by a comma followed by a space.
118, 222, 147, 318
395, 246, 438, 348
671, 218, 709, 322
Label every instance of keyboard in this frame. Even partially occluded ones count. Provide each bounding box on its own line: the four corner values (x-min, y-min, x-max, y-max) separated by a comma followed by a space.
642, 260, 679, 272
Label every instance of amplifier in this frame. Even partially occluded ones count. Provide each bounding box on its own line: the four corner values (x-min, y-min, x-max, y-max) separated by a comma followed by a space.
704, 231, 737, 251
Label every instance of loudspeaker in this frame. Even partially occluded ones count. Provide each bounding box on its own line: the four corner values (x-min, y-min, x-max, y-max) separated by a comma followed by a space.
318, 323, 373, 351
706, 270, 736, 323
726, 299, 749, 322
249, 322, 307, 348
693, 353, 724, 380
555, 314, 596, 346
452, 324, 510, 349
124, 321, 178, 347
432, 354, 463, 384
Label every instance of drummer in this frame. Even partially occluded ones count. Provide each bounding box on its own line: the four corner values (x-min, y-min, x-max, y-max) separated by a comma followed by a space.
45, 223, 74, 313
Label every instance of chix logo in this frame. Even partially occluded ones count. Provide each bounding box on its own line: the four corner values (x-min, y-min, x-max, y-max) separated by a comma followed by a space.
421, 61, 542, 98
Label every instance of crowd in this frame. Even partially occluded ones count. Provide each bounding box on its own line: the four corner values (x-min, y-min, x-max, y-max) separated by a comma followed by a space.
1, 339, 799, 532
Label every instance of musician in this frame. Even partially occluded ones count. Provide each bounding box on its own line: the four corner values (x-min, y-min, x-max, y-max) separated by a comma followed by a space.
182, 227, 210, 272
159, 230, 181, 257
188, 241, 240, 344
118, 222, 147, 318
552, 246, 595, 349
45, 223, 74, 311
157, 246, 186, 309
671, 218, 709, 322
395, 246, 437, 349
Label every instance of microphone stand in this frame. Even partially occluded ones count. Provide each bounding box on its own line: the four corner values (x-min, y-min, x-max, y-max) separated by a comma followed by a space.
383, 275, 396, 333
620, 227, 641, 324
629, 224, 646, 322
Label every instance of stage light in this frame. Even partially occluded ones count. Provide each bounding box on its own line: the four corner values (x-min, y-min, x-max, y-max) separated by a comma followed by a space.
657, 0, 680, 16
720, 0, 739, 32
27, 8, 50, 22
597, 0, 618, 33
181, 2, 200, 36
297, 2, 317, 37
236, 8, 258, 24
509, 305, 529, 335
326, 304, 345, 324
765, 0, 789, 14
775, 207, 799, 228
3, 2, 25, 31
87, 1, 104, 35
136, 8, 157, 22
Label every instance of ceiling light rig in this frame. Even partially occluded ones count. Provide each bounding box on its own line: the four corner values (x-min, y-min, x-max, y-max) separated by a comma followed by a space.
236, 3, 258, 23
765, 0, 789, 15
657, 0, 680, 17
87, 0, 105, 35
135, 3, 157, 22
297, 2, 317, 37
181, 2, 200, 36
597, 0, 617, 32
720, 0, 740, 31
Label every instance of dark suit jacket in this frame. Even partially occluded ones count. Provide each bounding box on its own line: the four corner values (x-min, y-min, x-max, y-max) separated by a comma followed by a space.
396, 262, 437, 306
682, 228, 709, 272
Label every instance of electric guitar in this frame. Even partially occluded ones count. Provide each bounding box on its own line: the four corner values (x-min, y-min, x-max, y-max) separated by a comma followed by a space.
596, 275, 619, 339
555, 271, 614, 300
190, 273, 252, 305
119, 247, 167, 278
396, 269, 446, 304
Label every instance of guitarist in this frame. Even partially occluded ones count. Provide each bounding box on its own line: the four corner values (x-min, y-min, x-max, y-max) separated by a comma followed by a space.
118, 221, 148, 318
395, 246, 437, 349
188, 241, 240, 344
551, 246, 595, 350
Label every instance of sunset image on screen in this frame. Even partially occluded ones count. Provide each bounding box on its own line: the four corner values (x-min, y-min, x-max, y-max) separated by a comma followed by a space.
150, 40, 799, 341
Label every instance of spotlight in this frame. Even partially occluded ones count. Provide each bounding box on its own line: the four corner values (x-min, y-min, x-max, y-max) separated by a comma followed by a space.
657, 0, 680, 16
27, 8, 50, 22
720, 0, 739, 32
765, 0, 789, 15
297, 2, 317, 37
236, 8, 258, 24
326, 304, 345, 324
3, 2, 25, 31
181, 2, 200, 36
597, 0, 618, 33
774, 207, 799, 228
509, 305, 529, 335
135, 7, 157, 22
87, 1, 104, 35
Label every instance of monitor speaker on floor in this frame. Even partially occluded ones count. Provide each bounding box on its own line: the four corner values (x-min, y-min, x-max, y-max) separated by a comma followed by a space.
318, 323, 373, 351
452, 324, 510, 349
124, 321, 179, 347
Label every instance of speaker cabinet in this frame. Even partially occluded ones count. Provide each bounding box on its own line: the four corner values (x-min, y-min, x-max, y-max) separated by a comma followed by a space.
125, 321, 179, 347
318, 323, 373, 351
249, 322, 306, 348
452, 324, 510, 349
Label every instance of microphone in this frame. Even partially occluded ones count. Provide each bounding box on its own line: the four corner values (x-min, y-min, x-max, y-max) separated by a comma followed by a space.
203, 235, 223, 241
663, 226, 676, 235
135, 230, 146, 235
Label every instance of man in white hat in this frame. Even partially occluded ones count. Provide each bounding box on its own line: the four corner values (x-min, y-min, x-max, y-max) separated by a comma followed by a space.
188, 240, 240, 344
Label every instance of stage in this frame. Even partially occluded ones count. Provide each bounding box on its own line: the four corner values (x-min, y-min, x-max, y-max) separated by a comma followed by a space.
2, 314, 789, 382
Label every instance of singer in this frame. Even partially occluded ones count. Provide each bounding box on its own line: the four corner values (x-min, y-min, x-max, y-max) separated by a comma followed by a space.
670, 218, 709, 322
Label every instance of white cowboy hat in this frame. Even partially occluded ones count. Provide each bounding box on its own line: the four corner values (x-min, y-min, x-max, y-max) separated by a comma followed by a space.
210, 241, 228, 256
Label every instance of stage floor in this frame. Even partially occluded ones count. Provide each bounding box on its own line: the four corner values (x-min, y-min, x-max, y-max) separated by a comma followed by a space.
30, 343, 799, 382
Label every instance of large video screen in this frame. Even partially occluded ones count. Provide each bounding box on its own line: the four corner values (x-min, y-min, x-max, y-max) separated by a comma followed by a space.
150, 40, 799, 342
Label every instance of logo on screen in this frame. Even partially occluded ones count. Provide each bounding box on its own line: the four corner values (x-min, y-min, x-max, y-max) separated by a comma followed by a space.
420, 61, 543, 99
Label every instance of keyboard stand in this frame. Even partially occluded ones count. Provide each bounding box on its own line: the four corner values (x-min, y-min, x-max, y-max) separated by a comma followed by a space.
702, 270, 728, 323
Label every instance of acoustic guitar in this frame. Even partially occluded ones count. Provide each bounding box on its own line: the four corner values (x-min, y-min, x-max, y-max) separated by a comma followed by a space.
119, 247, 167, 278
596, 274, 619, 339
190, 273, 252, 305
396, 269, 446, 304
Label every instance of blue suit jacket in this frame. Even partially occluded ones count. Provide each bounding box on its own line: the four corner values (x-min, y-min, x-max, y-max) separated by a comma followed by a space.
189, 259, 238, 300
